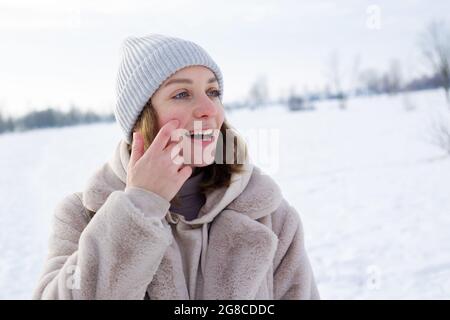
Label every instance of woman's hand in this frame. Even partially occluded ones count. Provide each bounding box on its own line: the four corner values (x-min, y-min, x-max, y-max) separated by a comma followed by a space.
126, 119, 193, 202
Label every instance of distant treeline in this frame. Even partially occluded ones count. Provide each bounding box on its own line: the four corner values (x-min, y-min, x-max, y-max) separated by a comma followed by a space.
0, 107, 115, 135
0, 69, 447, 136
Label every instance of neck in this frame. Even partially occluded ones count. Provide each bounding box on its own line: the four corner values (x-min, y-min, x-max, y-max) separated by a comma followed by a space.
191, 166, 202, 177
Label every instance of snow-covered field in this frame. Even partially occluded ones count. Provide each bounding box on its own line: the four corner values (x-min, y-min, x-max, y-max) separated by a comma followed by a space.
1, 89, 449, 299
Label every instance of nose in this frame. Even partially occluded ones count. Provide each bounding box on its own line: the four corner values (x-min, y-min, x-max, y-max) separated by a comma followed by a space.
193, 94, 218, 119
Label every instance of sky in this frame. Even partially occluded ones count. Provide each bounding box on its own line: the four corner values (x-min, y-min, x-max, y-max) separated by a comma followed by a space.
0, 0, 449, 117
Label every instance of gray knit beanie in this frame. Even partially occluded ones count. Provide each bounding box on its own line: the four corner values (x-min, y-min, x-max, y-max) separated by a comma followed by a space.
113, 33, 224, 144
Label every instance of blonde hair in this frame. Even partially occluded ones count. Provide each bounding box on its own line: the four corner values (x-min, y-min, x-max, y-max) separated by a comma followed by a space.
127, 98, 248, 207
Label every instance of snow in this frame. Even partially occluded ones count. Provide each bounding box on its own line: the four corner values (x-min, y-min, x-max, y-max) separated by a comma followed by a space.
1, 89, 450, 299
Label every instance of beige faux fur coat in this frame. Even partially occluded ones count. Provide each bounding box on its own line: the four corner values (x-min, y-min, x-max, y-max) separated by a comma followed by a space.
32, 139, 319, 300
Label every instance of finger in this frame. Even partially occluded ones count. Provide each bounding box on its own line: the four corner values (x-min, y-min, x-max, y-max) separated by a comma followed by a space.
168, 141, 184, 166
177, 165, 193, 182
149, 119, 180, 152
129, 131, 144, 167
165, 127, 188, 150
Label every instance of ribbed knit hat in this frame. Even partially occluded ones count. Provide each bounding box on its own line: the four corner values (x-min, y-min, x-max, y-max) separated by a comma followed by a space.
113, 34, 224, 144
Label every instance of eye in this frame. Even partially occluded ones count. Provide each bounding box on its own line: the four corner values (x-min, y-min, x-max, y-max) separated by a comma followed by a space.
173, 91, 189, 100
208, 89, 222, 98
172, 89, 222, 100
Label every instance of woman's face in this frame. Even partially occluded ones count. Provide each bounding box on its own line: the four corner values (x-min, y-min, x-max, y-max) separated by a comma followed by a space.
150, 65, 225, 168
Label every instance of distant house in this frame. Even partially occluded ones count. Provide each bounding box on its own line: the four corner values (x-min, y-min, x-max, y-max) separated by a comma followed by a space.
287, 96, 304, 111
287, 95, 315, 111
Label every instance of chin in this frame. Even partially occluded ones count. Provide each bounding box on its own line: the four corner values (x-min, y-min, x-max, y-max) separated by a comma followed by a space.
187, 155, 216, 167
182, 144, 218, 167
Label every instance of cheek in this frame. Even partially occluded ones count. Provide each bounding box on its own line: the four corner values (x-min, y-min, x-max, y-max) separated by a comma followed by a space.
157, 110, 189, 130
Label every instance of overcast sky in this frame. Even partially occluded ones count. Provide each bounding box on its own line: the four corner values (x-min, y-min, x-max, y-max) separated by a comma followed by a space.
0, 0, 449, 117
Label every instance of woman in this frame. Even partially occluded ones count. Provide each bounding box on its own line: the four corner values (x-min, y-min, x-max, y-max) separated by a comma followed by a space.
32, 34, 319, 300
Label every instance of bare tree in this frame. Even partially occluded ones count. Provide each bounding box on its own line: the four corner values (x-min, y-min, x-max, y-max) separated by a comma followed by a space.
0, 104, 15, 134
349, 54, 362, 96
428, 113, 450, 155
327, 51, 346, 109
358, 59, 403, 96
0, 107, 4, 134
247, 75, 269, 109
385, 59, 403, 95
419, 20, 450, 107
359, 69, 382, 95
325, 51, 361, 109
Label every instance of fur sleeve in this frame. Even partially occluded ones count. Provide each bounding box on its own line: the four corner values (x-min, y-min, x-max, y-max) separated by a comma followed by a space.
272, 199, 320, 300
32, 189, 173, 300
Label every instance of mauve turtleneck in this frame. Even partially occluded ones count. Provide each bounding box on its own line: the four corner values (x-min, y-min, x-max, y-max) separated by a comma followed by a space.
169, 170, 206, 221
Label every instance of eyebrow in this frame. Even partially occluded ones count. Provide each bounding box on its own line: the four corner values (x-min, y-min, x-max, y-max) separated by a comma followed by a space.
163, 77, 218, 87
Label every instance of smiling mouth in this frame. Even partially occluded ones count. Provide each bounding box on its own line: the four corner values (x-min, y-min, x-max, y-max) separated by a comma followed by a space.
185, 129, 215, 141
